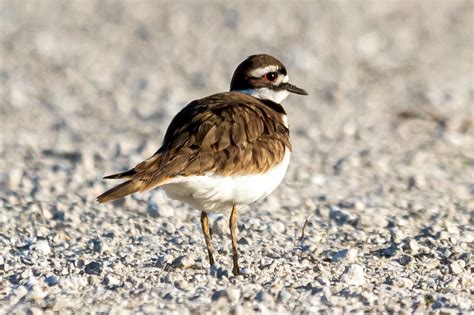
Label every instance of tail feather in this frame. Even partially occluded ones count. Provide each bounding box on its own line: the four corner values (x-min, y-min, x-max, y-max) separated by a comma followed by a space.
103, 169, 137, 179
97, 180, 141, 203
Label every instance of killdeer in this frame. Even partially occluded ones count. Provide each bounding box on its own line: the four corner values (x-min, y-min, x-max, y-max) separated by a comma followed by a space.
97, 54, 307, 275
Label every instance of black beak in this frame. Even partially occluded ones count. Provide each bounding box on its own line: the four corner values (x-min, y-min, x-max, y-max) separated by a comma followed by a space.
282, 82, 308, 95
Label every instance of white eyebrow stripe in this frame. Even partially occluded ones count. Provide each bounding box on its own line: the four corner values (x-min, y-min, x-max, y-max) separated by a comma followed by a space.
249, 65, 280, 77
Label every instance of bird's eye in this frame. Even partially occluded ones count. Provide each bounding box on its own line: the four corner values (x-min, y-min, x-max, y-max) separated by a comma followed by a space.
264, 72, 278, 82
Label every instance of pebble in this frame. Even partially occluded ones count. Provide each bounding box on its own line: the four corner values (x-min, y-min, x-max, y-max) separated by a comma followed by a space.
406, 239, 420, 255
8, 169, 23, 189
450, 261, 464, 275
383, 244, 399, 257
172, 255, 195, 269
104, 274, 121, 288
436, 230, 450, 241
44, 275, 59, 286
157, 204, 175, 218
341, 264, 365, 286
390, 228, 405, 244
29, 284, 48, 303
269, 221, 286, 234
332, 248, 358, 263
399, 254, 413, 266
329, 208, 358, 226
398, 277, 414, 289
84, 261, 102, 275
277, 290, 291, 303
211, 288, 241, 304
212, 216, 228, 236
162, 222, 176, 234
174, 279, 189, 290
255, 290, 273, 303
147, 201, 160, 218
35, 240, 51, 255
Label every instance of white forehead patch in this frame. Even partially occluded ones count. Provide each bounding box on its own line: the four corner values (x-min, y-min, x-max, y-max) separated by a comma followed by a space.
249, 65, 280, 78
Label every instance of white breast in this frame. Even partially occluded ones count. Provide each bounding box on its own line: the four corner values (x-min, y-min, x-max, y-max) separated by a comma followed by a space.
161, 150, 291, 213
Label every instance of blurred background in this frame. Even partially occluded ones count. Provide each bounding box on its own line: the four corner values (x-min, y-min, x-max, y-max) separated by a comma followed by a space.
0, 0, 473, 313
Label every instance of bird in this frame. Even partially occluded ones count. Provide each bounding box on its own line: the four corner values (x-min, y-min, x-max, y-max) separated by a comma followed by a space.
97, 54, 307, 276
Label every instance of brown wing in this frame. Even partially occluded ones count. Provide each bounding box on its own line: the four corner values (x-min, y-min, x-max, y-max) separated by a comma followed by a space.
101, 92, 291, 198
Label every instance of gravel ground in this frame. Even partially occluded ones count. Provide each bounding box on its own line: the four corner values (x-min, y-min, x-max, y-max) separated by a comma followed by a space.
1, 1, 473, 314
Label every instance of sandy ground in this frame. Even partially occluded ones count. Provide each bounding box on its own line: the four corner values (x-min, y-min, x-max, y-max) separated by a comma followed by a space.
1, 0, 473, 313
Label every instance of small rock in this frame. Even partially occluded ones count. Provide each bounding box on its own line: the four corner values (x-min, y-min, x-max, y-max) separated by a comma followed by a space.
147, 200, 159, 218
88, 238, 102, 253
211, 290, 226, 301
316, 276, 330, 286
390, 228, 405, 244
318, 206, 330, 219
436, 230, 450, 241
362, 211, 388, 228
360, 291, 377, 305
172, 255, 195, 269
354, 200, 365, 211
329, 207, 358, 226
211, 288, 241, 304
52, 232, 69, 244
163, 292, 173, 301
29, 307, 43, 315
277, 290, 291, 303
27, 276, 39, 287
35, 240, 51, 255
210, 265, 230, 278
450, 261, 464, 275
174, 279, 189, 290
7, 273, 21, 284
226, 288, 241, 304
398, 277, 414, 289
162, 222, 176, 234
405, 239, 419, 255
383, 244, 399, 257
311, 174, 327, 186
158, 204, 175, 218
44, 275, 59, 286
238, 237, 251, 245
104, 274, 121, 288
341, 264, 365, 286
14, 285, 29, 302
8, 169, 23, 189
332, 248, 358, 263
212, 216, 228, 236
75, 259, 85, 269
255, 290, 272, 303
258, 258, 274, 270
269, 221, 286, 234
29, 284, 48, 303
399, 254, 413, 266
84, 261, 102, 275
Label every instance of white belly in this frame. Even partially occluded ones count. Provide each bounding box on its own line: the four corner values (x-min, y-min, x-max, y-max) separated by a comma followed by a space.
161, 150, 290, 212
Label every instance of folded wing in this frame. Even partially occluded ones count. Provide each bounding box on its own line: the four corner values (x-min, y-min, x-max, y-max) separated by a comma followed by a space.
97, 92, 290, 203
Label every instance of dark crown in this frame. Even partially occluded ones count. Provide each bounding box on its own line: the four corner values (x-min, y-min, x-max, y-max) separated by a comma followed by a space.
230, 54, 287, 91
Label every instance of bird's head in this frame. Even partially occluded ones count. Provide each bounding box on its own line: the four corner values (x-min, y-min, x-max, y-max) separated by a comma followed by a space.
230, 54, 308, 103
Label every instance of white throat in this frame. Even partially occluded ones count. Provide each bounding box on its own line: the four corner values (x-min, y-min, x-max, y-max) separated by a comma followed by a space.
237, 88, 289, 103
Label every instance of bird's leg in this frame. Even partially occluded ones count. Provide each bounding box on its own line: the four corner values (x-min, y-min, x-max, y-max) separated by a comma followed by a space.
229, 205, 240, 276
200, 211, 215, 266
